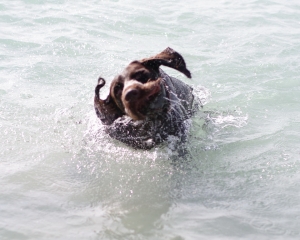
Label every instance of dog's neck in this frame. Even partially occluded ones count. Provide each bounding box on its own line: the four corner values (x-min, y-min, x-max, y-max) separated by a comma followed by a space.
144, 69, 170, 119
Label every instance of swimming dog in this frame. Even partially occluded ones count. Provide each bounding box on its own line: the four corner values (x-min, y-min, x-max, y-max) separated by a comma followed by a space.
94, 47, 198, 149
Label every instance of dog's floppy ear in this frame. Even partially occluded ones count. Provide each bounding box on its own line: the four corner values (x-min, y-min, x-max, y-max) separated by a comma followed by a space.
94, 77, 123, 125
141, 47, 191, 78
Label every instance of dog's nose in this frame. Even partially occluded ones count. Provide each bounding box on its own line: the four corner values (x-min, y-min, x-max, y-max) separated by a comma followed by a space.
124, 89, 139, 102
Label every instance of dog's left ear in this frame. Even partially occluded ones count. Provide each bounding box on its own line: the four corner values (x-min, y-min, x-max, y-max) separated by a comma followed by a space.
141, 47, 191, 78
94, 77, 124, 125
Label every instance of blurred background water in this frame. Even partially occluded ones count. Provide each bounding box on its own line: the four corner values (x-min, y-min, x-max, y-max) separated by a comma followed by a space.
1, 0, 300, 239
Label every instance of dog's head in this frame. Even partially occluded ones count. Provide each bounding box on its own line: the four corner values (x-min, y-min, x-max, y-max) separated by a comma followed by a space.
94, 47, 191, 123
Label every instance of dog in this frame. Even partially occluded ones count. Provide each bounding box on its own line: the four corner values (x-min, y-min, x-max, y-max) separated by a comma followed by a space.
94, 47, 199, 149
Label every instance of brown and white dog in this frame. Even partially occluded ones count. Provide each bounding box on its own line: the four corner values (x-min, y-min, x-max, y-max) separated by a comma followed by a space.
94, 47, 199, 149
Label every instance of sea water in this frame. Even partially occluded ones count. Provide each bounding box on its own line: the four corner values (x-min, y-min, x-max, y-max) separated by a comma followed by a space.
1, 0, 300, 239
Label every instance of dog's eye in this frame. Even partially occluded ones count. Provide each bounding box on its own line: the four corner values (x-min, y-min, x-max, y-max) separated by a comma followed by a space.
115, 83, 123, 89
132, 71, 150, 84
114, 83, 123, 96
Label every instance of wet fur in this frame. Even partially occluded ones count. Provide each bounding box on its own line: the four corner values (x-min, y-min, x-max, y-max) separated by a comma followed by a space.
94, 47, 197, 149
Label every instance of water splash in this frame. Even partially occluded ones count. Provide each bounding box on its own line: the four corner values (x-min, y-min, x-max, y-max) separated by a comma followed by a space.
207, 110, 248, 129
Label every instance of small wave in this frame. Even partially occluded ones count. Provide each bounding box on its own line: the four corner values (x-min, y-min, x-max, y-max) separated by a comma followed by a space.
207, 110, 248, 129
193, 85, 211, 107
